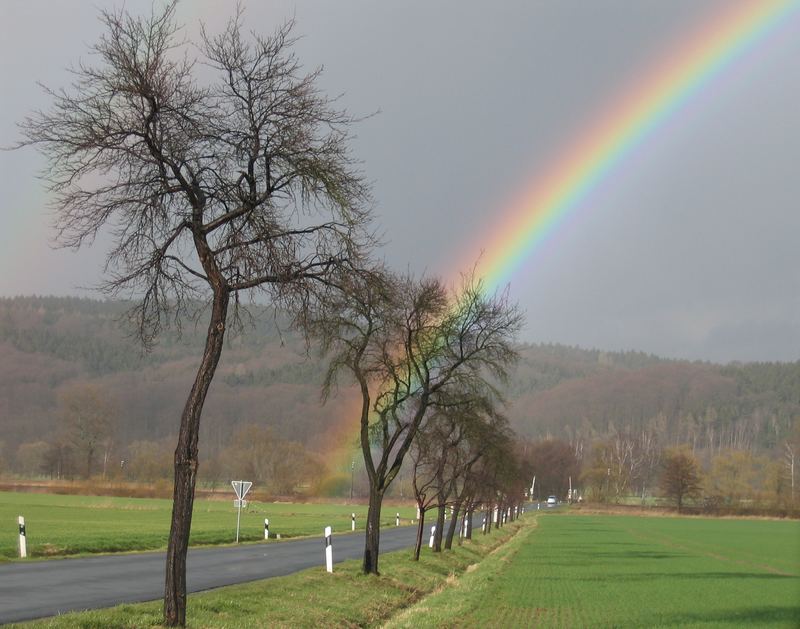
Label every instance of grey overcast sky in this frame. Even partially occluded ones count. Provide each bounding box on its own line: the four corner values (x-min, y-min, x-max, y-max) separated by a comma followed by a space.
1, 1, 798, 364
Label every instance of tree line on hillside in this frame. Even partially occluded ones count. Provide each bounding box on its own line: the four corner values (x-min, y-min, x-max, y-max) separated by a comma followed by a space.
0, 296, 289, 375
2, 294, 797, 459
5, 380, 797, 516
511, 360, 799, 462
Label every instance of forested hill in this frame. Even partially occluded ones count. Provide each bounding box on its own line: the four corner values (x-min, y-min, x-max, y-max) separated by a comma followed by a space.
1, 296, 797, 462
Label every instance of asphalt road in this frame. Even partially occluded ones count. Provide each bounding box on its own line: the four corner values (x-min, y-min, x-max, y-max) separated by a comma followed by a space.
0, 524, 422, 624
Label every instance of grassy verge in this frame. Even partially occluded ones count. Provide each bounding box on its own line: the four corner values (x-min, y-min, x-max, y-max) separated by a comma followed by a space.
0, 492, 417, 560
9, 519, 528, 628
389, 513, 800, 628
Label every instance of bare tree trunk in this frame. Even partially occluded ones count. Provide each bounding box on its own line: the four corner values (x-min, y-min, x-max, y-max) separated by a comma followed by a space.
444, 501, 461, 550
164, 289, 229, 627
413, 507, 426, 561
432, 503, 445, 552
464, 503, 474, 540
363, 485, 383, 574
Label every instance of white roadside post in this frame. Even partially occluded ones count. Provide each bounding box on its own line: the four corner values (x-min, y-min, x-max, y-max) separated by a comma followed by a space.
231, 480, 253, 543
396, 512, 400, 527
18, 516, 27, 559
482, 516, 486, 533
264, 518, 270, 540
351, 513, 356, 532
429, 525, 436, 548
324, 526, 333, 573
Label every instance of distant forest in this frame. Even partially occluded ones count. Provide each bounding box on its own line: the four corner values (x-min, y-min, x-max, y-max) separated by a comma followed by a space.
1, 296, 798, 502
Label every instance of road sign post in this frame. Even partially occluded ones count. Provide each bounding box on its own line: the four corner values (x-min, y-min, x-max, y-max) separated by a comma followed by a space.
324, 526, 333, 573
18, 516, 26, 559
231, 480, 253, 543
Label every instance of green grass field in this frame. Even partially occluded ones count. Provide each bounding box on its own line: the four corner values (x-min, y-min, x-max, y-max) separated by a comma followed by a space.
0, 491, 416, 559
391, 513, 800, 628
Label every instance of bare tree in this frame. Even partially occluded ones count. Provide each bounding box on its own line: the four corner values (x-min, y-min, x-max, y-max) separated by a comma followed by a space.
442, 409, 512, 550
660, 447, 703, 512
521, 438, 580, 501
410, 393, 511, 555
785, 442, 796, 504
309, 268, 521, 574
60, 384, 116, 479
410, 408, 459, 560
472, 435, 524, 533
221, 423, 323, 495
783, 417, 800, 505
18, 5, 371, 625
408, 394, 500, 557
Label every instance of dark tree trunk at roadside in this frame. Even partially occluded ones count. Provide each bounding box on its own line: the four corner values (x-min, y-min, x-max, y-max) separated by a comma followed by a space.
444, 501, 461, 550
432, 503, 446, 552
363, 485, 384, 574
413, 507, 426, 561
164, 290, 229, 626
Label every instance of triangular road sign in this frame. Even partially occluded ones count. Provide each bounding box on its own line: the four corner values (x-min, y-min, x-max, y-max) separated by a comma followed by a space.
231, 480, 253, 500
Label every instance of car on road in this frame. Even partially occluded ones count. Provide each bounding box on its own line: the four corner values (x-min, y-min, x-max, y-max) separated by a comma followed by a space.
546, 495, 557, 506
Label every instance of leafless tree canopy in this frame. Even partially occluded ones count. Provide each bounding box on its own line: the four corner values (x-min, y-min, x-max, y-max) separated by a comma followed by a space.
306, 266, 522, 573
20, 2, 372, 345
18, 4, 373, 625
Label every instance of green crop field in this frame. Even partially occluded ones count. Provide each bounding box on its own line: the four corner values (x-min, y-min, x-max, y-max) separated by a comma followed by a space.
392, 513, 800, 628
0, 491, 416, 559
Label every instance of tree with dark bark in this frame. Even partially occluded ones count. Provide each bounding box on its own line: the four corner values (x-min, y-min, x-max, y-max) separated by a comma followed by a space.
17, 5, 371, 625
410, 395, 511, 556
660, 447, 703, 512
520, 438, 580, 502
309, 269, 521, 574
410, 409, 454, 560
443, 414, 514, 550
59, 384, 116, 479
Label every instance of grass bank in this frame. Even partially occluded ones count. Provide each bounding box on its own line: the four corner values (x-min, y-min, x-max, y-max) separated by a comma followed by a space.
9, 518, 528, 628
389, 513, 800, 628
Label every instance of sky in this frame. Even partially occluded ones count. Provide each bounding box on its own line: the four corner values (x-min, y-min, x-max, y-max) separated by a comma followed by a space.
1, 0, 798, 364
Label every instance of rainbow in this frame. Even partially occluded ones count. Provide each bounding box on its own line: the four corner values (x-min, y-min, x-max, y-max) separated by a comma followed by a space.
322, 0, 799, 469
468, 0, 799, 293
